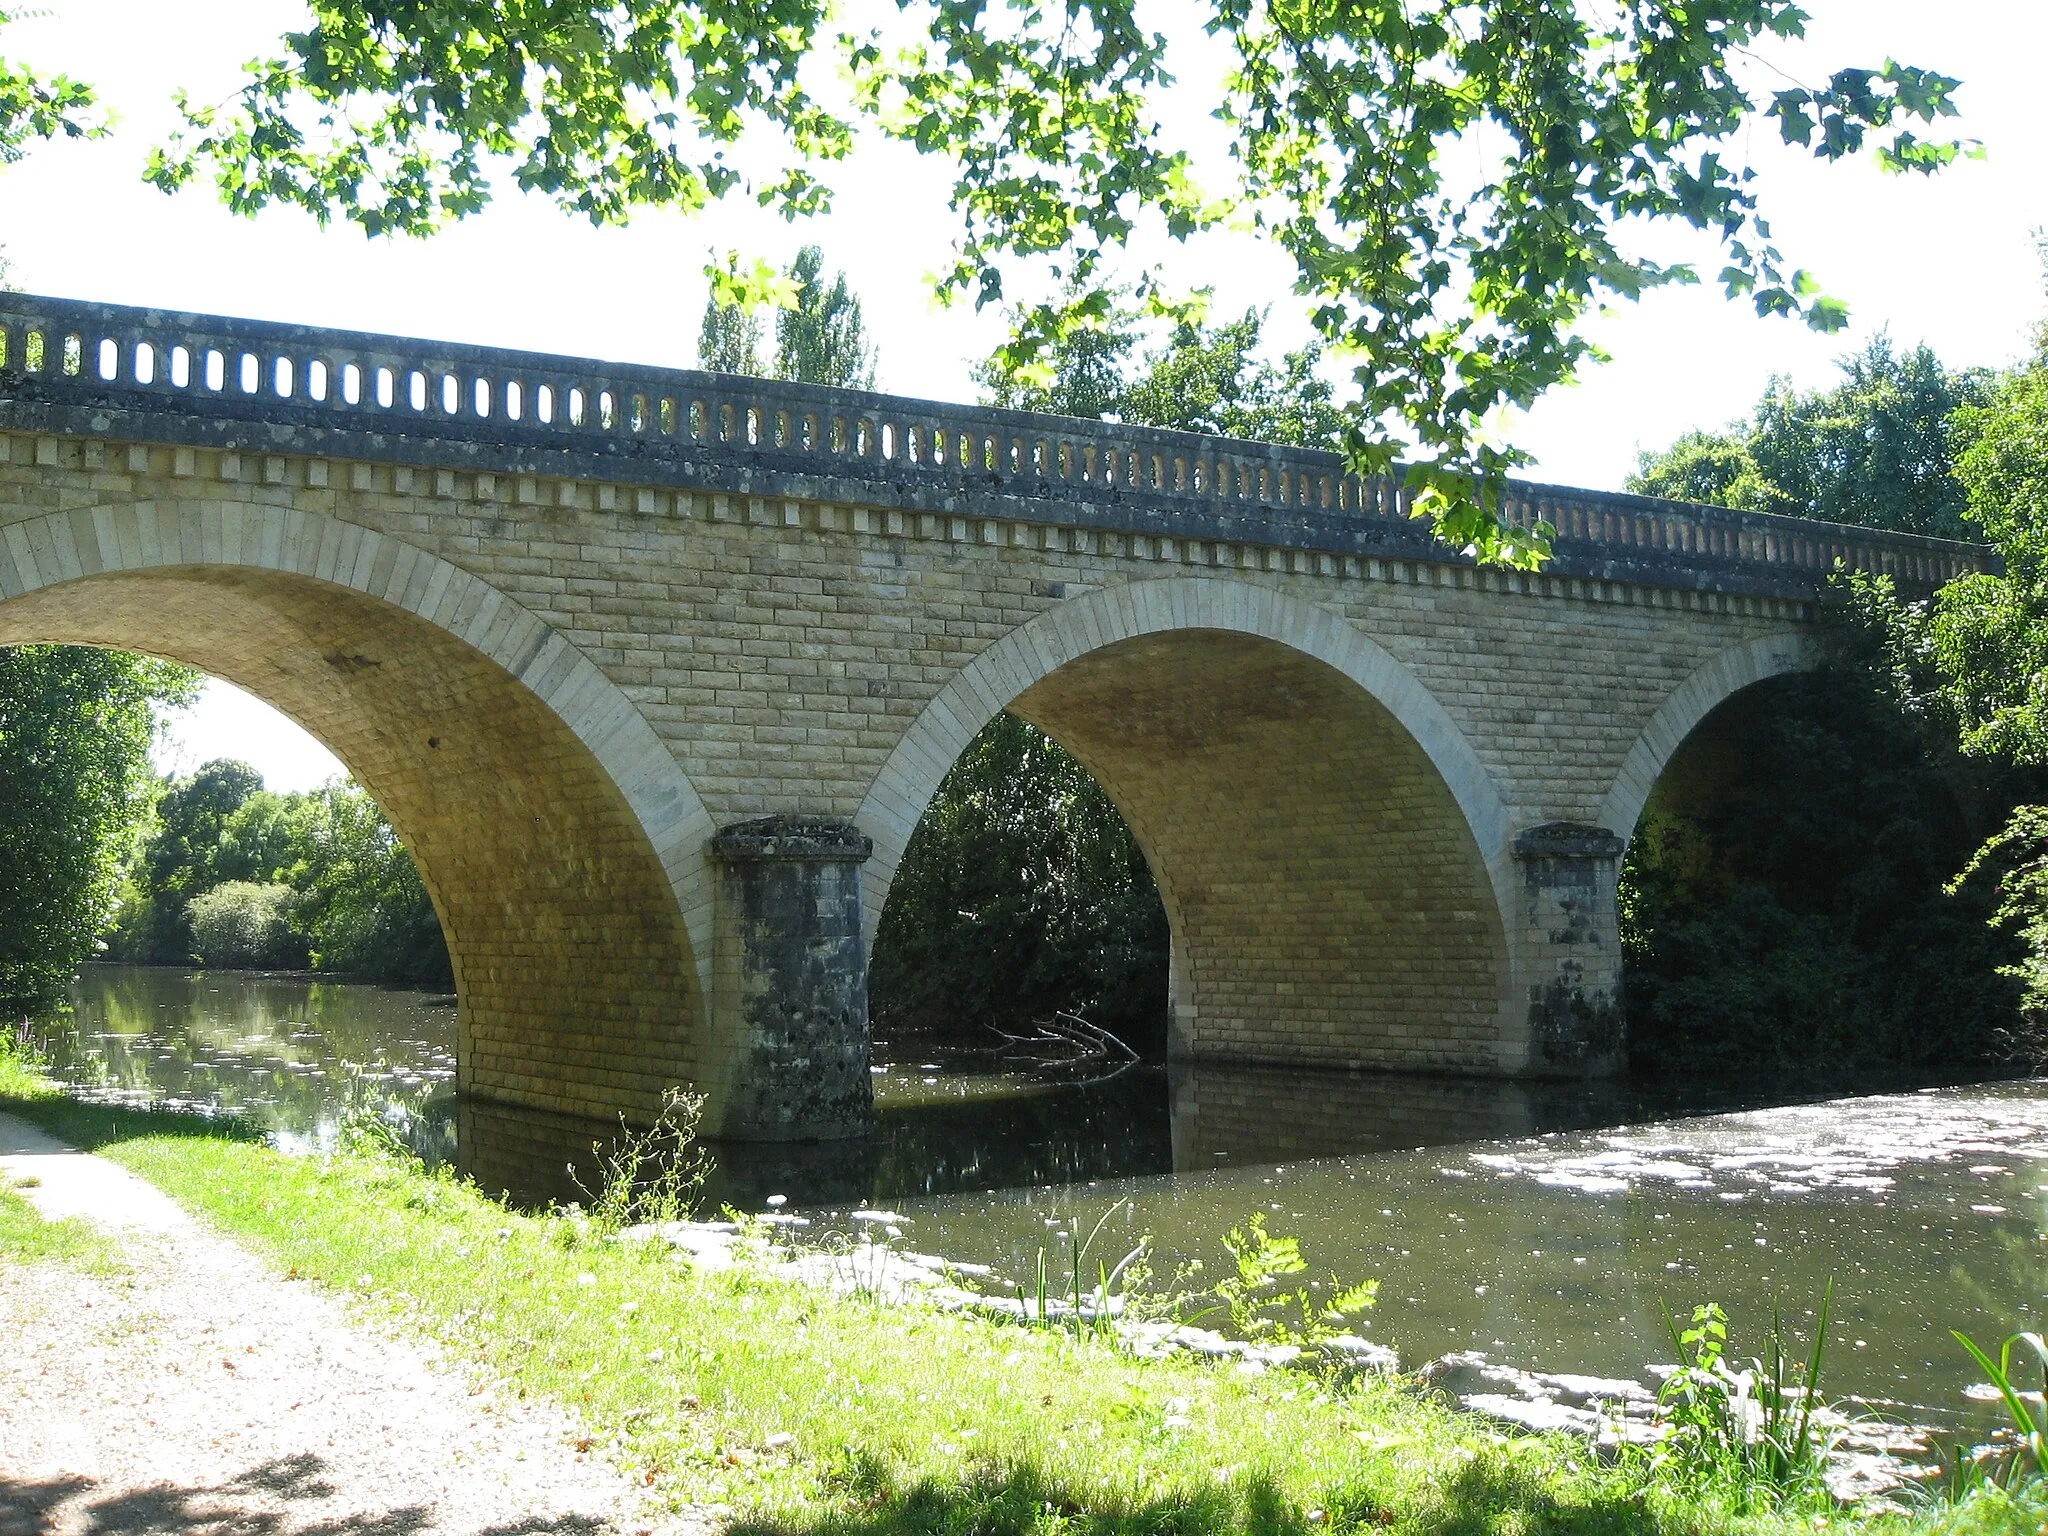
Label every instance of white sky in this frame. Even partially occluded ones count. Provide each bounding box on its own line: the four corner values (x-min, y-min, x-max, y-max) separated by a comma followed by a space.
6, 1, 2044, 790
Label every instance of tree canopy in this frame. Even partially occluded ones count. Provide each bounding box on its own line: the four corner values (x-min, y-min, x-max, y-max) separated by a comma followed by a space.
107, 762, 451, 985
1630, 338, 1993, 539
0, 646, 196, 1011
1923, 340, 2048, 764
0, 4, 1972, 565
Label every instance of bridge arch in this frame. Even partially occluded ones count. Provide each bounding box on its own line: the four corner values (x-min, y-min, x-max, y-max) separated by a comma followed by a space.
858, 576, 1523, 1073
1598, 630, 1812, 847
0, 497, 716, 1123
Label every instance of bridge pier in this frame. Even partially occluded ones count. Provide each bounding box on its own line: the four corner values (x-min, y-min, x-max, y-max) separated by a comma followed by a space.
707, 816, 876, 1141
1510, 823, 1626, 1073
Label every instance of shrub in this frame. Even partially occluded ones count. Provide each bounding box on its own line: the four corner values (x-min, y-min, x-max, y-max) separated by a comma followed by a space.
186, 881, 306, 970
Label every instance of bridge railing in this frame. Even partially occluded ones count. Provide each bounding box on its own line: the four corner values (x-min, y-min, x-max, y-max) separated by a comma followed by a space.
0, 292, 1992, 593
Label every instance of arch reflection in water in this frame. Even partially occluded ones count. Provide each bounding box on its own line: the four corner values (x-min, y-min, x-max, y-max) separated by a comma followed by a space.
38, 967, 1823, 1211
453, 1048, 1763, 1210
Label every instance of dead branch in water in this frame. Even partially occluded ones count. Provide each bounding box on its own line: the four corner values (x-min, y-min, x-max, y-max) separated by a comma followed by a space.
990, 1011, 1139, 1069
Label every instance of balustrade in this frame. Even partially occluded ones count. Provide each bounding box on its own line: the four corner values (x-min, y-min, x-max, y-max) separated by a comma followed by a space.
0, 292, 1992, 592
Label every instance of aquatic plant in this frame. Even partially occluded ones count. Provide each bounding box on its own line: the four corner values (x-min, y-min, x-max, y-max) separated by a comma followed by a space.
1949, 1328, 2048, 1489
1653, 1281, 1836, 1510
1013, 1200, 1146, 1336
574, 1087, 714, 1235
1001, 1209, 1380, 1349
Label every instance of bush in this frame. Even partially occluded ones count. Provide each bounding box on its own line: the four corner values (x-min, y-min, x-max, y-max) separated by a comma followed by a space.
870, 713, 1169, 1052
186, 882, 307, 970
1621, 590, 2041, 1079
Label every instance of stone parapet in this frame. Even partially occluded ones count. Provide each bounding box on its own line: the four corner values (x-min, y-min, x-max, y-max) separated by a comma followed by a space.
0, 292, 1992, 603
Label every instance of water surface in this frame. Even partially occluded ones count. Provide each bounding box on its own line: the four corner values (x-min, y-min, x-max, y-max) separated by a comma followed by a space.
31, 964, 2047, 1438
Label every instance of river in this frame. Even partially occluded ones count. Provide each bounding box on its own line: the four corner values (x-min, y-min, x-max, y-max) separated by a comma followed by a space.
29, 963, 2047, 1441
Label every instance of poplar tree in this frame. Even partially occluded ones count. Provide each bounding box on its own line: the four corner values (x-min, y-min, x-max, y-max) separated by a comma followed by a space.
773, 247, 877, 390
696, 296, 762, 376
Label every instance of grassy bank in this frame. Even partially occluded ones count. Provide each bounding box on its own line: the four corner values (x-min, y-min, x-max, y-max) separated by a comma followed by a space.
0, 1180, 115, 1269
1, 1056, 2041, 1536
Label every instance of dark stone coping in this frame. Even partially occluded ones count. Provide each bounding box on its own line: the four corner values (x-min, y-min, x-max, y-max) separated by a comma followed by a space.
710, 816, 874, 864
1512, 823, 1626, 861
0, 292, 1997, 603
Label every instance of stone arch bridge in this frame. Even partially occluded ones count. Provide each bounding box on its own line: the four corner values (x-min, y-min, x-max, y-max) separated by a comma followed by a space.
0, 296, 1991, 1140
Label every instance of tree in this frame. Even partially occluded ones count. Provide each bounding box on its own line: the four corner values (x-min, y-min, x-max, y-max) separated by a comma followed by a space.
0, 6, 98, 166
149, 760, 263, 883
975, 284, 1135, 421
1620, 589, 2039, 1077
1119, 313, 1346, 451
187, 881, 305, 970
870, 713, 1168, 1048
107, 766, 451, 985
696, 295, 763, 376
1628, 431, 1781, 513
1926, 347, 2048, 763
0, 646, 196, 1010
1631, 338, 1992, 538
290, 782, 450, 985
775, 246, 876, 389
979, 301, 1346, 450
699, 245, 876, 388
108, 757, 266, 964
213, 789, 327, 887
0, 3, 1962, 565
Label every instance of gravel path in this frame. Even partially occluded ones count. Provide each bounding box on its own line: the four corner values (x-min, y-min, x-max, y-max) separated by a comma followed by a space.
0, 1112, 708, 1536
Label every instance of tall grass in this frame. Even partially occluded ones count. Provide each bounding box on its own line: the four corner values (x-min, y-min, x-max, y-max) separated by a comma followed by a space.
1653, 1282, 1837, 1511
1950, 1330, 2048, 1490
1009, 1200, 1145, 1335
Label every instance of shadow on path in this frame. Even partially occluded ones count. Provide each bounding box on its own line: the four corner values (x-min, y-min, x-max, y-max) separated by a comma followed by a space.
0, 1452, 615, 1536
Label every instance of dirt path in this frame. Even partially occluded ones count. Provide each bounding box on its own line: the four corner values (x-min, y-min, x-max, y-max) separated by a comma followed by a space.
0, 1112, 706, 1536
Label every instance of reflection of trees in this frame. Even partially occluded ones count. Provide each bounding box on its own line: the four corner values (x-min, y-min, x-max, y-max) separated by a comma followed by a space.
39, 966, 457, 1161
868, 1069, 1171, 1199
1940, 1217, 2048, 1327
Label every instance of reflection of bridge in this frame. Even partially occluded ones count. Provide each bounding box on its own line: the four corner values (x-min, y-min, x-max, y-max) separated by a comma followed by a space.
0, 296, 1991, 1140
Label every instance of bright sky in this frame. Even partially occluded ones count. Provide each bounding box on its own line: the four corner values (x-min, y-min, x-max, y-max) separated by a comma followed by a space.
6, 1, 2044, 790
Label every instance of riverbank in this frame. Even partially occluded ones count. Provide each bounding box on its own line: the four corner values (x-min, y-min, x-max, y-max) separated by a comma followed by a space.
1, 1106, 670, 1536
2, 1056, 2042, 1536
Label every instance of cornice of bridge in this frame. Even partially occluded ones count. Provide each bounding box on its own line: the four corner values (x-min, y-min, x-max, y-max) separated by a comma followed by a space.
0, 292, 1996, 603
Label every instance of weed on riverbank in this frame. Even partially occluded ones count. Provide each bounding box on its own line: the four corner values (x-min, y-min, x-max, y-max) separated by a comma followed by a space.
4, 1061, 2045, 1536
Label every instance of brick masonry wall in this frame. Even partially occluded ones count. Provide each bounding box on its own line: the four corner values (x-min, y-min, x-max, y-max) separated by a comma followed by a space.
0, 430, 1806, 1122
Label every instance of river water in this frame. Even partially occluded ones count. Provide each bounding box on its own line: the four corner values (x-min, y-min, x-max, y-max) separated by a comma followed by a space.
30, 964, 2048, 1440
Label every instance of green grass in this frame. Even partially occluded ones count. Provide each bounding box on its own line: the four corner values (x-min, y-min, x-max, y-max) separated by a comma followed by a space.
2, 1053, 2043, 1536
0, 1181, 117, 1269
0, 1052, 121, 1270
